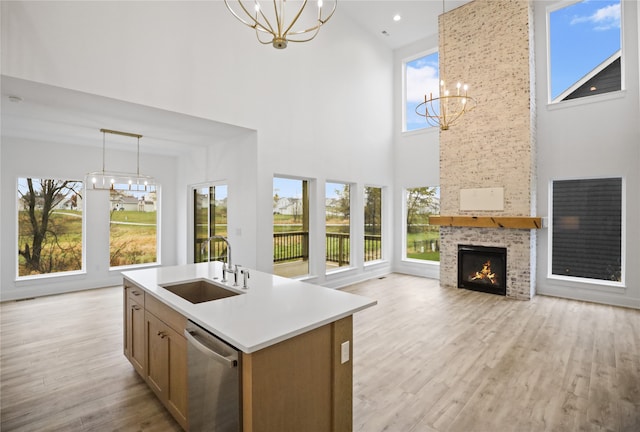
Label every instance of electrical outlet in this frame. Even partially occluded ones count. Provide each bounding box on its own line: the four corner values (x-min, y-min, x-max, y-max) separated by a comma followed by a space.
341, 341, 350, 364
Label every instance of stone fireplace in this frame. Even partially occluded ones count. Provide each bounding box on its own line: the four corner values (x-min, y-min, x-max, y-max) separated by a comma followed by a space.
436, 0, 538, 300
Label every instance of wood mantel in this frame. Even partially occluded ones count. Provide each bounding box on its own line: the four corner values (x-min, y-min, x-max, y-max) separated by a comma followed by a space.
429, 216, 543, 229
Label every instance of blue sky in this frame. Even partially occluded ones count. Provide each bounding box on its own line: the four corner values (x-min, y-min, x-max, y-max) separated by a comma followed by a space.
550, 0, 621, 99
405, 0, 621, 130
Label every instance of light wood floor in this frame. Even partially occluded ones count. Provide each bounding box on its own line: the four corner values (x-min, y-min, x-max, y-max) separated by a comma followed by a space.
1, 274, 639, 432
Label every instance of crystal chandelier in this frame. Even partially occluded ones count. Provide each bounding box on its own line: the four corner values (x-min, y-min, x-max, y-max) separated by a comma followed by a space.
416, 0, 476, 130
85, 129, 156, 192
223, 0, 337, 49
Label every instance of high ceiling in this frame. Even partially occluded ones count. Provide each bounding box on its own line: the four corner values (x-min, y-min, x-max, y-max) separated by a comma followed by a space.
340, 0, 472, 50
1, 1, 472, 155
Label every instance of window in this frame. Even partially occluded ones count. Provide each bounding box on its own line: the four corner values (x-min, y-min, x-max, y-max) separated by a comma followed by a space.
273, 177, 309, 277
551, 177, 622, 283
405, 51, 439, 132
193, 184, 228, 263
364, 186, 382, 262
17, 178, 84, 277
109, 185, 158, 268
325, 182, 351, 272
405, 187, 440, 262
549, 0, 621, 102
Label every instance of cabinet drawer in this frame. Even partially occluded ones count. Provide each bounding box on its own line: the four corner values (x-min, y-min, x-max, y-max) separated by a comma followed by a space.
146, 294, 187, 335
126, 284, 145, 306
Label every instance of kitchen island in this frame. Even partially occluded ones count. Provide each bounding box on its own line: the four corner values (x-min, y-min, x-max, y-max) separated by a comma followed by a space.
122, 261, 376, 432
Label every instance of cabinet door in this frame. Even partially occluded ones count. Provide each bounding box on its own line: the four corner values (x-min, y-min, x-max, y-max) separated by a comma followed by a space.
146, 312, 169, 398
166, 325, 188, 429
126, 296, 145, 376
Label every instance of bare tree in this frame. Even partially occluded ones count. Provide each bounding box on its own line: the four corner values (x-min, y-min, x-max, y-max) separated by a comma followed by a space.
18, 179, 82, 273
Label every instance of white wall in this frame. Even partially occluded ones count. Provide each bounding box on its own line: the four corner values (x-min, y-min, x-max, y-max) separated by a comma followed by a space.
0, 138, 178, 300
1, 1, 394, 298
533, 0, 640, 308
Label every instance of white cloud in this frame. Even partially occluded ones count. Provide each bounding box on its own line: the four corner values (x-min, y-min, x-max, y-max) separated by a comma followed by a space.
570, 3, 620, 31
406, 64, 439, 103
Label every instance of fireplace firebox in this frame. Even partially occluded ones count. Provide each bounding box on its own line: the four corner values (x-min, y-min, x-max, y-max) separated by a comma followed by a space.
458, 245, 507, 296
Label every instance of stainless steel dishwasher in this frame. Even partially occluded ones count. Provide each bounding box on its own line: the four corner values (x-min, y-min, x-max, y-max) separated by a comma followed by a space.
184, 321, 241, 432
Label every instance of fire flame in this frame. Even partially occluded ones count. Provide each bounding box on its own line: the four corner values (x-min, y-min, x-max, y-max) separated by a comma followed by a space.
469, 260, 497, 284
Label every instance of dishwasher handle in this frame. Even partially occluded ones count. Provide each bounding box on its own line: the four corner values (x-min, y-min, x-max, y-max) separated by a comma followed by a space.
184, 329, 238, 368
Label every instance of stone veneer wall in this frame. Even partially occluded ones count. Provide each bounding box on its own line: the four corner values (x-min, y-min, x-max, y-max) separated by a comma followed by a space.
438, 0, 537, 300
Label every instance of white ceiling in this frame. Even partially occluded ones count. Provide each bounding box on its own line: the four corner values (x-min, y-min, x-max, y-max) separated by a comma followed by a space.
1, 1, 472, 155
340, 0, 473, 50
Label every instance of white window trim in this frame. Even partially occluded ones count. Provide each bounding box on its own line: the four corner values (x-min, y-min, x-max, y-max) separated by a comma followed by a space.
547, 176, 626, 289
546, 0, 625, 105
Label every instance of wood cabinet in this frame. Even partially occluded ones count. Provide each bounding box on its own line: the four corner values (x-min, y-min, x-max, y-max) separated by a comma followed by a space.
123, 282, 188, 430
124, 284, 145, 377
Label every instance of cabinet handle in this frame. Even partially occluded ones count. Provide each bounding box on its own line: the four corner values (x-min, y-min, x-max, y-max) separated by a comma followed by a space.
132, 305, 141, 311
157, 331, 167, 339
131, 290, 141, 296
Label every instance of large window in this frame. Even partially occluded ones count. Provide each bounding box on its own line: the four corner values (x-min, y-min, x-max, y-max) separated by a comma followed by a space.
273, 177, 309, 278
193, 184, 228, 263
405, 187, 440, 262
551, 177, 623, 283
109, 186, 158, 267
364, 186, 382, 262
17, 178, 84, 277
549, 0, 621, 102
325, 182, 351, 272
404, 51, 439, 132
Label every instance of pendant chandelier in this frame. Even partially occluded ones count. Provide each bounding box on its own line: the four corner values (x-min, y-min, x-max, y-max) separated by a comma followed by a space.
416, 0, 476, 130
85, 129, 156, 192
223, 0, 337, 49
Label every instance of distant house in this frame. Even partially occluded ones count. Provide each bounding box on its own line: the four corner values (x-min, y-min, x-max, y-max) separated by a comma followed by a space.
553, 50, 621, 102
273, 197, 301, 216
110, 192, 156, 212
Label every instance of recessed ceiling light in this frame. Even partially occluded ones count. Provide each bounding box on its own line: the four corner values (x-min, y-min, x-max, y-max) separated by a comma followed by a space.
590, 86, 597, 91
393, 14, 401, 22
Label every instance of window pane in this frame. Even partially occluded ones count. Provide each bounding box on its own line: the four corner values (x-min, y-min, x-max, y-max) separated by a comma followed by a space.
549, 0, 621, 102
405, 52, 439, 132
194, 185, 228, 263
364, 186, 382, 262
17, 178, 84, 277
405, 187, 440, 262
326, 182, 350, 271
552, 178, 622, 282
273, 177, 309, 277
110, 188, 158, 267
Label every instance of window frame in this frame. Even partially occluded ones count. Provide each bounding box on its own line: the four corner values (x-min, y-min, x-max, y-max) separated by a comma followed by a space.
325, 180, 353, 274
192, 182, 228, 264
546, 0, 625, 105
402, 48, 440, 134
547, 176, 626, 288
363, 185, 384, 264
108, 184, 160, 270
15, 177, 86, 280
402, 186, 441, 264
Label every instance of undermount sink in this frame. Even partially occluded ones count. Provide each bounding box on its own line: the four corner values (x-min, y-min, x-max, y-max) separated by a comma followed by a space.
161, 279, 241, 304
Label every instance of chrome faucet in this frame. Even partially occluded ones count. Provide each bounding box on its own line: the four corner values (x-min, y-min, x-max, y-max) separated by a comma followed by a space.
201, 235, 235, 282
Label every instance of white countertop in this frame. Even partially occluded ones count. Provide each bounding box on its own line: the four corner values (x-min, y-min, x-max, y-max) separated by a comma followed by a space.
122, 262, 376, 353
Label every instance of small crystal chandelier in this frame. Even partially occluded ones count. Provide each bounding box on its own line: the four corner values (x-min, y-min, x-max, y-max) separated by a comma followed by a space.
223, 0, 337, 49
416, 0, 476, 130
85, 129, 156, 192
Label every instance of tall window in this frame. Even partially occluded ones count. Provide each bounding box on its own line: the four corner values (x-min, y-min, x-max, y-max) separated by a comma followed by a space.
551, 178, 622, 283
364, 186, 382, 262
17, 178, 84, 277
194, 184, 228, 263
325, 182, 351, 272
549, 0, 621, 102
109, 185, 158, 268
405, 187, 440, 262
405, 51, 439, 132
273, 177, 309, 278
